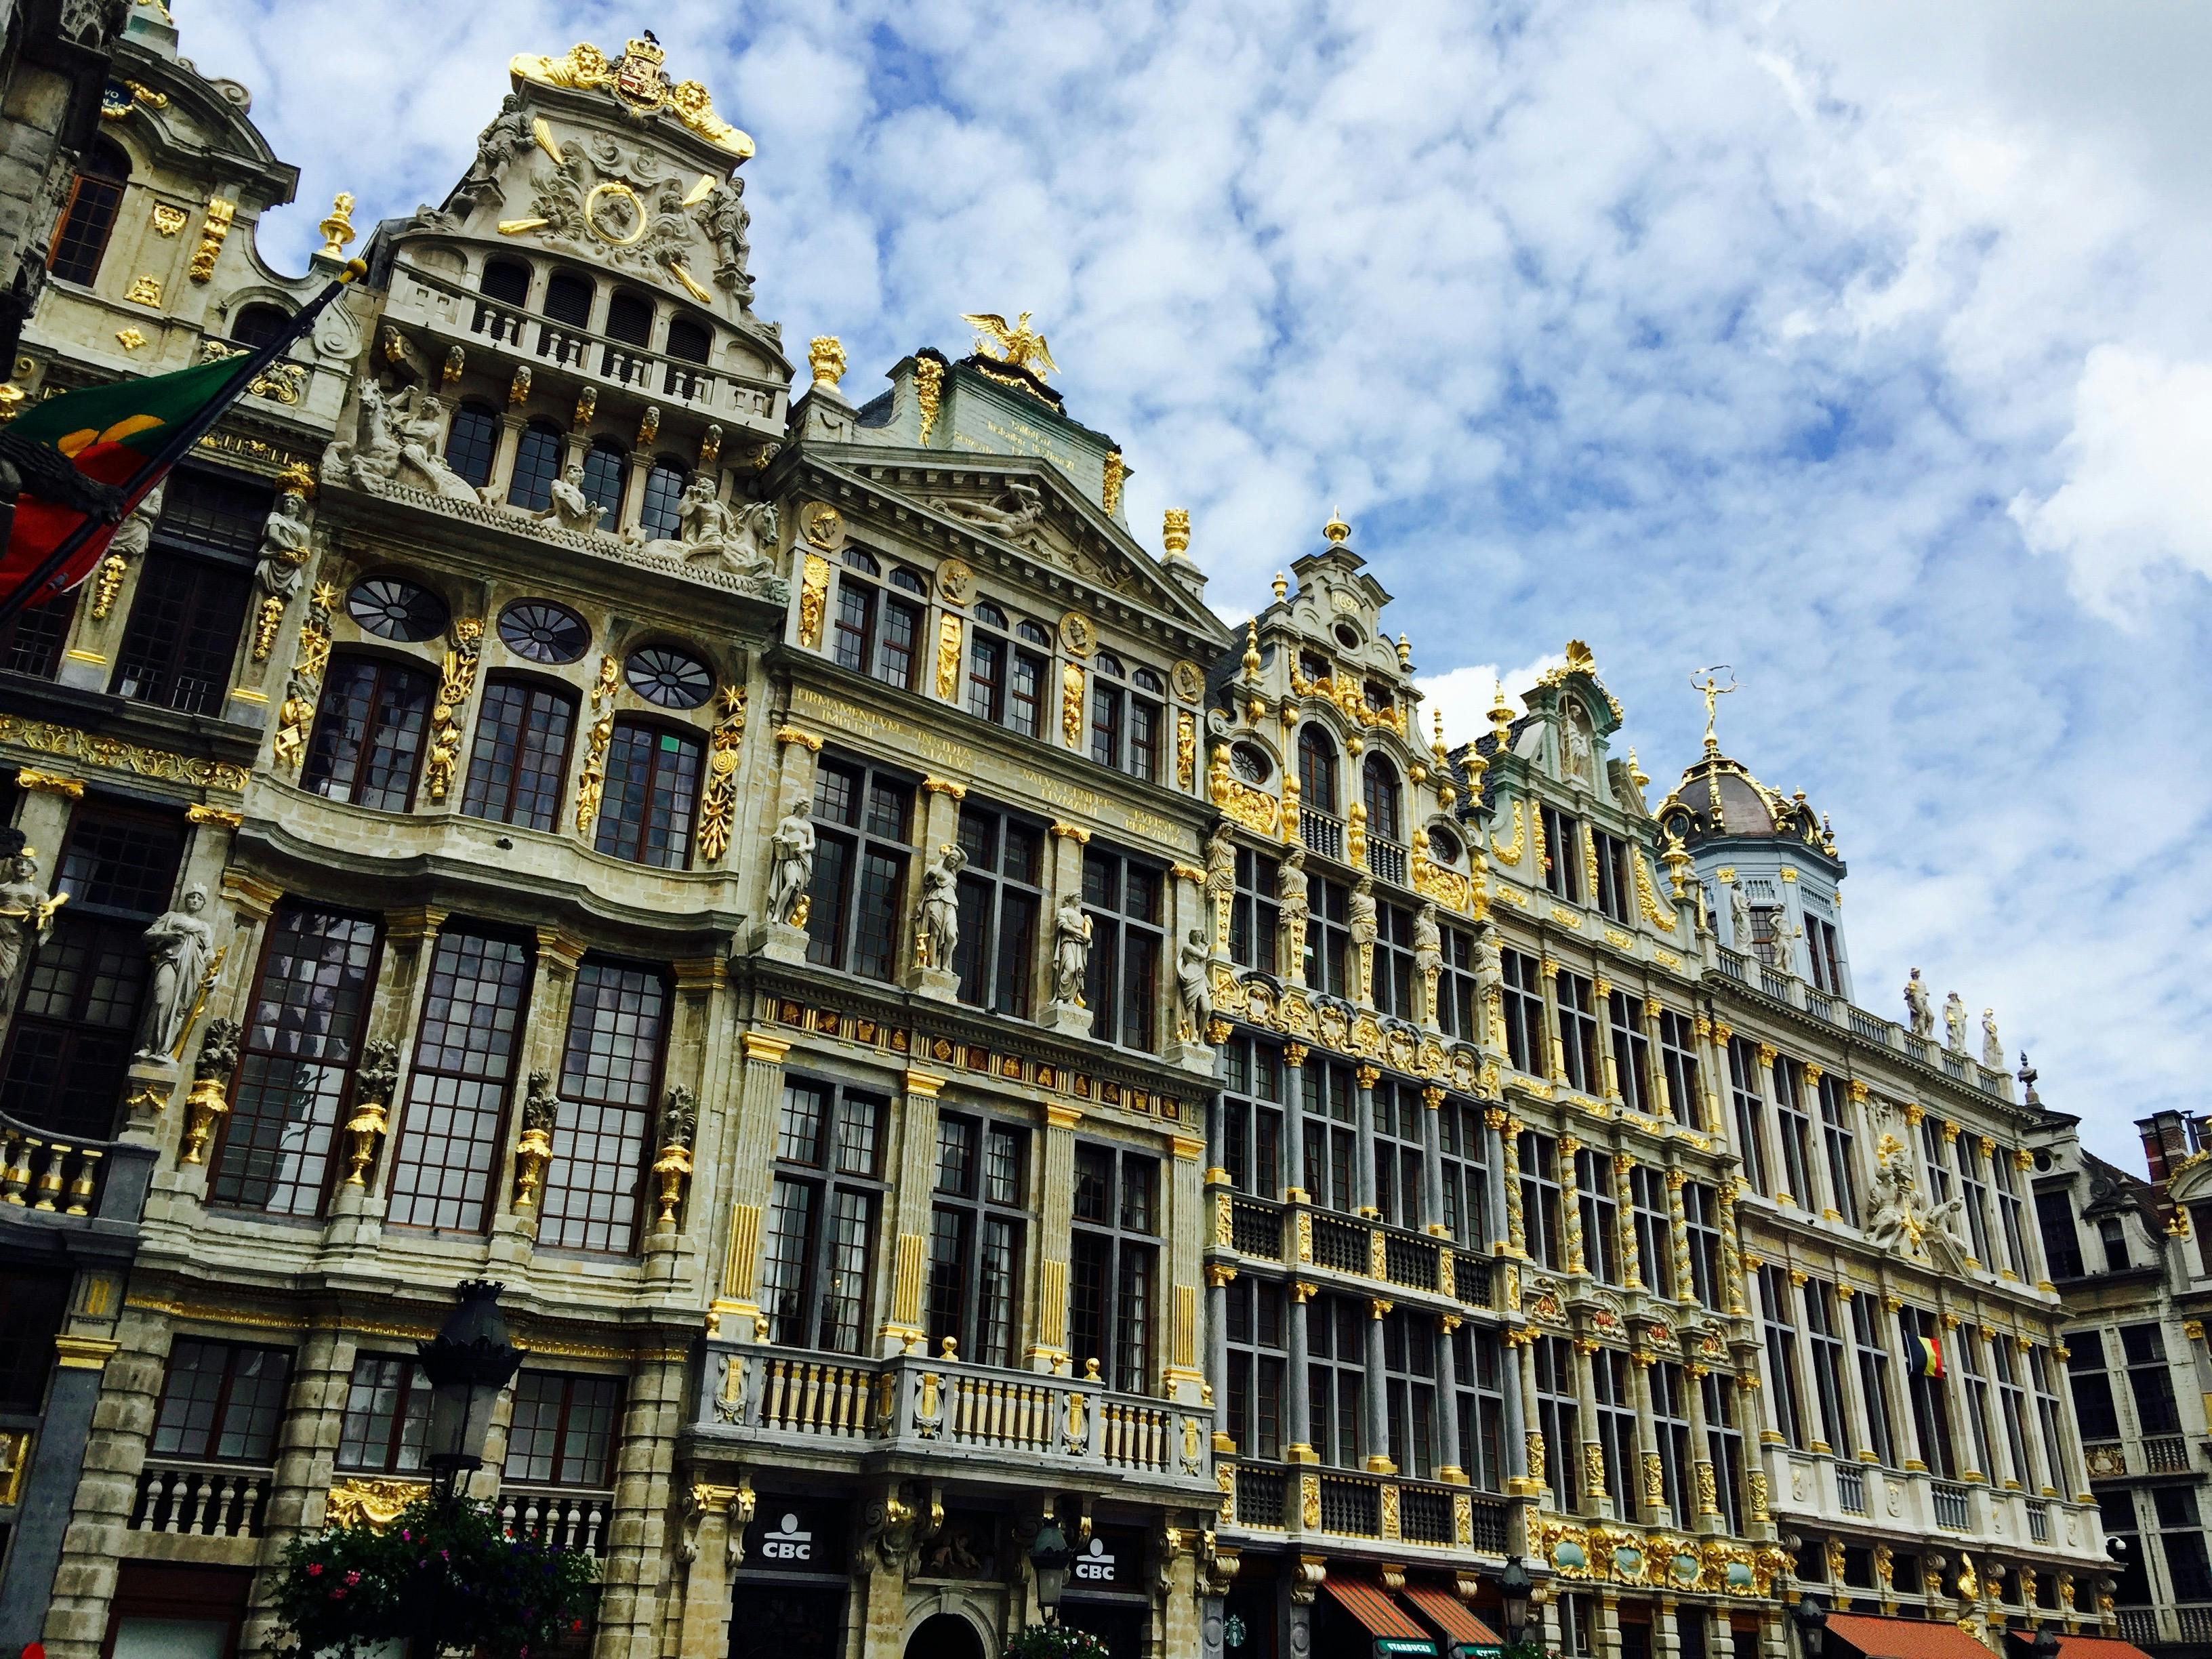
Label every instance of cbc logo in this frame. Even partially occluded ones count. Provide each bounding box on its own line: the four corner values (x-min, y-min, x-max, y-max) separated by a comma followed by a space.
762, 1513, 813, 1562
1073, 1537, 1117, 1583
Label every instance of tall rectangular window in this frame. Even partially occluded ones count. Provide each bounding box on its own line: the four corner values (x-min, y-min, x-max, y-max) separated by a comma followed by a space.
110, 470, 264, 715
2120, 1323, 2181, 1435
1519, 1130, 1564, 1269
2036, 1189, 2084, 1279
1591, 830, 1632, 924
1308, 1295, 1369, 1470
1993, 1337, 2033, 1492
1591, 1347, 1637, 1517
2158, 1489, 2212, 1601
1225, 1277, 1286, 1460
1954, 1333, 1994, 1479
1305, 877, 1349, 998
1726, 1036, 1769, 1195
1069, 1144, 1160, 1394
1576, 1145, 1621, 1284
302, 655, 434, 811
337, 1354, 430, 1474
1771, 1055, 1813, 1205
1607, 990, 1651, 1113
386, 928, 531, 1233
1437, 1099, 1491, 1249
1803, 1277, 1849, 1452
0, 802, 186, 1140
1220, 1035, 1284, 1199
1372, 901, 1416, 1019
1372, 1078, 1429, 1232
1555, 970, 1598, 1094
1500, 948, 1544, 1075
1381, 1310, 1439, 1480
1818, 1074, 1859, 1226
1991, 1149, 2029, 1278
1229, 845, 1279, 976
1435, 924, 1477, 1041
762, 1078, 886, 1354
1683, 1180, 1721, 1310
1083, 846, 1164, 1052
1759, 1265, 1805, 1449
506, 1371, 621, 1487
539, 961, 669, 1253
2028, 1345, 2071, 1494
150, 1340, 292, 1462
1540, 807, 1580, 902
1852, 1294, 1898, 1467
0, 588, 76, 679
806, 755, 914, 983
1805, 914, 1845, 994
462, 676, 577, 832
595, 720, 701, 869
211, 903, 382, 1217
1303, 1061, 1358, 1214
1658, 1008, 1700, 1126
1899, 1305, 1956, 1477
951, 804, 1043, 1018
1652, 1360, 1694, 1520
1920, 1118, 1954, 1207
1451, 1323, 1509, 1491
1533, 1335, 1580, 1511
1703, 1370, 1746, 1532
1630, 1166, 1674, 1300
926, 1113, 1029, 1368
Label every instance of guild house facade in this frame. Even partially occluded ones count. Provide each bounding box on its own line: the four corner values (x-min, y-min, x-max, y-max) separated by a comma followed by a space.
0, 13, 2129, 1659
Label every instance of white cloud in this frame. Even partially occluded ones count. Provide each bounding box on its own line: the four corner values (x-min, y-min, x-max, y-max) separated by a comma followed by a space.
1415, 657, 1566, 747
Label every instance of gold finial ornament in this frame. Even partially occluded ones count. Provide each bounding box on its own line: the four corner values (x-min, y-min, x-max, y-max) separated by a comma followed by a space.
1323, 507, 1350, 544
317, 192, 356, 260
807, 336, 846, 391
1163, 508, 1191, 557
1396, 633, 1411, 670
961, 311, 1058, 380
1271, 571, 1288, 602
1242, 618, 1262, 686
1692, 665, 1738, 755
1488, 679, 1515, 754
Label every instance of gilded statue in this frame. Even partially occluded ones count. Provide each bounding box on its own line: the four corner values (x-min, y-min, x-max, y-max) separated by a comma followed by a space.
0, 840, 66, 1013
137, 884, 215, 1059
961, 311, 1058, 380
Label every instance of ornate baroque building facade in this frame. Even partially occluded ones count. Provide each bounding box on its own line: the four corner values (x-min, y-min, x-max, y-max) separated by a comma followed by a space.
0, 14, 2125, 1659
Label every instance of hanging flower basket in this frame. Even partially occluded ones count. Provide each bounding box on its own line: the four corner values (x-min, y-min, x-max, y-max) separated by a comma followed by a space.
272, 1496, 598, 1659
1004, 1626, 1115, 1659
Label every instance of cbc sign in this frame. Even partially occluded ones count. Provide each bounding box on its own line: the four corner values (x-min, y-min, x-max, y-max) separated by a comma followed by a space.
761, 1513, 813, 1563
1073, 1537, 1118, 1585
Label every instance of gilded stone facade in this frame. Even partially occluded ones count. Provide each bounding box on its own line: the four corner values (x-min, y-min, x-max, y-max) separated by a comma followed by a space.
0, 14, 2120, 1659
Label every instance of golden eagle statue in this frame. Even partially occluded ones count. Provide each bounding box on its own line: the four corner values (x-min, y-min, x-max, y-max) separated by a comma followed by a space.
962, 312, 1059, 381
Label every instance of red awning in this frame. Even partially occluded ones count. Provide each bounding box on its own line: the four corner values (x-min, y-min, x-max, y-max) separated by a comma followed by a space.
1401, 1583, 1504, 1649
1828, 1614, 2022, 1659
1323, 1576, 1431, 1642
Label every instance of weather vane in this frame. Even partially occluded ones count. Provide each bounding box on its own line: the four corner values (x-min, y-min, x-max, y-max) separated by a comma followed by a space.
1691, 665, 1738, 754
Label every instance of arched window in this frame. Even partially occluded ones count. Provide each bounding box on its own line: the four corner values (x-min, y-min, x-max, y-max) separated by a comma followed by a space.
480, 259, 530, 304
1298, 726, 1339, 815
230, 304, 292, 350
966, 602, 1047, 737
301, 653, 435, 811
1089, 652, 1163, 781
830, 550, 921, 688
638, 458, 687, 541
605, 291, 652, 344
596, 720, 703, 868
49, 140, 129, 286
540, 271, 592, 367
461, 673, 577, 832
443, 403, 499, 489
580, 441, 628, 524
665, 317, 710, 363
506, 423, 564, 511
1362, 754, 1402, 844
1429, 825, 1462, 866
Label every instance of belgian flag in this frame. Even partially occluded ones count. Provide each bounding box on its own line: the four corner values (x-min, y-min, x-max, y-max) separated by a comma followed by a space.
0, 262, 361, 628
1915, 1333, 1944, 1379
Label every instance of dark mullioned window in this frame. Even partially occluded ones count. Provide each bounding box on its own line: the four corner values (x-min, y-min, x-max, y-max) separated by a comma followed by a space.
462, 676, 576, 832
539, 961, 670, 1253
1069, 1144, 1160, 1393
151, 1340, 292, 1463
48, 140, 130, 287
506, 1371, 621, 1486
302, 655, 434, 811
925, 1112, 1029, 1368
1082, 846, 1163, 1052
804, 755, 914, 982
762, 1077, 886, 1354
111, 471, 267, 715
594, 721, 700, 868
337, 1354, 430, 1474
386, 929, 531, 1232
951, 804, 1043, 1017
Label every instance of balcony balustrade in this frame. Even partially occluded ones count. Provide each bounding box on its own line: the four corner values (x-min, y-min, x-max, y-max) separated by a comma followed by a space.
131, 1460, 271, 1538
1221, 1461, 1508, 1553
499, 1485, 614, 1557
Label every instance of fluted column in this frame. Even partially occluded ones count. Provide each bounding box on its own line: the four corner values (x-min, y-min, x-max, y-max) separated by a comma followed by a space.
1644, 999, 1673, 1121
1629, 1349, 1668, 1527
710, 1032, 792, 1336
1700, 1017, 1730, 1135
1684, 1361, 1720, 1534
879, 1068, 947, 1357
1539, 956, 1567, 1084
1513, 1331, 1543, 1498
1595, 976, 1622, 1104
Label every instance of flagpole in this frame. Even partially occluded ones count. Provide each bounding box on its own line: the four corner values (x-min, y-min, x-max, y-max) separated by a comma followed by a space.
0, 259, 365, 631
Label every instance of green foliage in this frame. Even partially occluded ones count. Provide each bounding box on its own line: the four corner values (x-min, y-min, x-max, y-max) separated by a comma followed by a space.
272, 1496, 598, 1659
1005, 1625, 1117, 1659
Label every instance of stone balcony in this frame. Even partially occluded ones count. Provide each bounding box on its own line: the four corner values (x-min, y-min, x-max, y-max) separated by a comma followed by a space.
1763, 1445, 2097, 1561
1221, 1460, 1511, 1559
0, 1107, 156, 1234
1214, 1188, 1496, 1315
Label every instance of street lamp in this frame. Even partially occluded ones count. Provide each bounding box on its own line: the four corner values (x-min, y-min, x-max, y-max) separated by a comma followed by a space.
1794, 1593, 1828, 1659
1498, 1556, 1534, 1650
1029, 1516, 1073, 1624
417, 1279, 520, 1505
2032, 1626, 2062, 1659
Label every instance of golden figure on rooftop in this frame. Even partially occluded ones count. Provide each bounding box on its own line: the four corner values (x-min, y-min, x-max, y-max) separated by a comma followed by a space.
962, 311, 1059, 380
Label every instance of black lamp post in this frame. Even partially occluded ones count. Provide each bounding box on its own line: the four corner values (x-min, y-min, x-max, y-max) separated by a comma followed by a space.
1499, 1556, 1534, 1650
1794, 1593, 1828, 1659
417, 1279, 521, 1506
1029, 1516, 1073, 1624
2032, 1626, 2062, 1659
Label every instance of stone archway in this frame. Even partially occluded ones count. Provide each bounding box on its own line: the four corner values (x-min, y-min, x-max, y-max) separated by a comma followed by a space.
905, 1611, 988, 1659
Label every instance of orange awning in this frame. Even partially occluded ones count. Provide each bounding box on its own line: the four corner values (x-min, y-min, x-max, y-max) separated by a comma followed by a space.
1402, 1583, 1504, 1650
1828, 1614, 2020, 1659
1323, 1576, 1432, 1643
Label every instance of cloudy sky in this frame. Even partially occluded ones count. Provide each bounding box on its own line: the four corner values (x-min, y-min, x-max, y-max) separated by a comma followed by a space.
182, 0, 2212, 1165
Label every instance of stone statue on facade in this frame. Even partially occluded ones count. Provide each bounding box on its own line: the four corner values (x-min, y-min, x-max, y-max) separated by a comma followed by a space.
646, 479, 775, 572
108, 483, 161, 563
1562, 715, 1592, 783
1473, 920, 1503, 1005
1942, 991, 1967, 1053
456, 93, 533, 209
391, 387, 484, 501
1727, 880, 1753, 953
766, 796, 815, 926
137, 884, 214, 1059
1050, 893, 1092, 1006
325, 382, 480, 501
1348, 876, 1378, 951
1980, 1008, 2003, 1072
521, 1071, 560, 1136
1204, 820, 1236, 918
1864, 1134, 1974, 1273
0, 839, 64, 1017
938, 481, 1044, 541
1277, 845, 1310, 974
693, 176, 754, 300
539, 460, 605, 534
255, 487, 312, 604
914, 844, 967, 970
1174, 927, 1213, 1040
1412, 901, 1442, 982
1904, 968, 1933, 1038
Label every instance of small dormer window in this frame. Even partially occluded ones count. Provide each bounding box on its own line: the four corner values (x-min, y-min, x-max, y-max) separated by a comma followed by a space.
231, 304, 293, 350
975, 601, 1008, 629
1094, 651, 1126, 678
890, 567, 928, 597
1299, 652, 1330, 684
606, 291, 653, 346
1132, 668, 1165, 697
544, 272, 594, 327
1364, 680, 1392, 712
1429, 826, 1460, 866
480, 259, 530, 304
1229, 743, 1271, 785
1016, 619, 1051, 647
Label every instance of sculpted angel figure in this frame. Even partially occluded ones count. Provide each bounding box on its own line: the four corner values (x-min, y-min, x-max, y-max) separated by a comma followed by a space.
1904, 968, 1934, 1038
766, 796, 815, 926
1942, 991, 1968, 1053
539, 460, 605, 534
1051, 893, 1093, 1006
138, 884, 214, 1059
0, 843, 65, 1013
1175, 927, 1214, 1040
914, 844, 968, 970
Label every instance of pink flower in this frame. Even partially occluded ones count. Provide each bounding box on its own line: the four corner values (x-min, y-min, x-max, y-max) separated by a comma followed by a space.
306, 1564, 323, 1578
343, 1570, 361, 1586
331, 1589, 346, 1601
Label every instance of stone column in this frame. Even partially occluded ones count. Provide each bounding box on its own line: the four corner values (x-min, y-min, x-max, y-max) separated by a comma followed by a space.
1166, 1132, 1208, 1402
488, 410, 527, 501
1284, 1282, 1317, 1462
1615, 1151, 1642, 1291
1685, 1361, 1719, 1534
1629, 1349, 1668, 1527
1665, 1168, 1696, 1309
1027, 1101, 1082, 1372
1206, 1263, 1237, 1452
1717, 1178, 1748, 1317
1420, 1086, 1448, 1237
1496, 1111, 1525, 1259
238, 1326, 349, 1656
1538, 956, 1567, 1084
1436, 1315, 1466, 1482
594, 1351, 686, 1659
879, 1067, 947, 1357
1595, 977, 1622, 1104
1573, 1338, 1609, 1518
331, 903, 447, 1235
671, 1480, 752, 1659
0, 1332, 118, 1656
1282, 1043, 1310, 1202
708, 1031, 792, 1334
1364, 1298, 1393, 1471
1559, 1135, 1587, 1276
1644, 998, 1673, 1122
1513, 1333, 1543, 1501
1353, 1064, 1380, 1217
